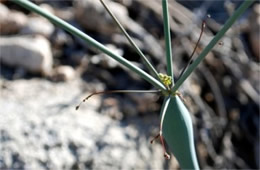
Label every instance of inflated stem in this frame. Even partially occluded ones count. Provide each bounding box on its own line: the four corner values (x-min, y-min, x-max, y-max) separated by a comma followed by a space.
172, 0, 254, 93
162, 96, 199, 170
162, 0, 174, 83
12, 0, 167, 92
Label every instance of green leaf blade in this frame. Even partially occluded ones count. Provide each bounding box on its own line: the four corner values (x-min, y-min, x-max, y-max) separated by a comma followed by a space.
162, 96, 199, 170
13, 0, 167, 91
162, 0, 174, 83
99, 0, 161, 81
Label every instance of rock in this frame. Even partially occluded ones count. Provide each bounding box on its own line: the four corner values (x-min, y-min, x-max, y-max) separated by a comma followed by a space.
0, 4, 28, 35
39, 3, 55, 15
51, 65, 76, 82
51, 29, 73, 48
54, 7, 74, 21
114, 0, 133, 7
0, 3, 8, 17
0, 79, 165, 170
90, 44, 123, 68
249, 4, 260, 60
74, 0, 129, 34
100, 97, 123, 120
0, 35, 53, 75
69, 51, 88, 66
20, 17, 55, 38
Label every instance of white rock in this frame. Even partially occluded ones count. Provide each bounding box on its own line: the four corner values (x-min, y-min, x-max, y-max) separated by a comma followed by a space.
0, 3, 9, 17
39, 3, 55, 15
52, 65, 76, 81
0, 35, 53, 75
0, 79, 165, 169
20, 17, 55, 38
0, 4, 28, 34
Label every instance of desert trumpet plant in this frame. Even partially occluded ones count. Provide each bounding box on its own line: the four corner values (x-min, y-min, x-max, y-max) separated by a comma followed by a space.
13, 0, 254, 169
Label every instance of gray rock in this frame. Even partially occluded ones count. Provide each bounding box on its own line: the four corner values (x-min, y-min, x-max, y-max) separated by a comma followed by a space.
74, 0, 128, 34
54, 6, 74, 21
0, 35, 53, 75
52, 29, 72, 48
0, 79, 165, 169
20, 17, 55, 38
249, 4, 260, 60
115, 0, 133, 7
90, 44, 123, 68
0, 4, 28, 35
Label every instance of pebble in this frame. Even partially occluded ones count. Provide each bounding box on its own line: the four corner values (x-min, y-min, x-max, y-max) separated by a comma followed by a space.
249, 4, 260, 60
74, 0, 128, 34
51, 65, 76, 82
90, 44, 123, 68
20, 17, 55, 38
0, 35, 53, 75
0, 4, 27, 35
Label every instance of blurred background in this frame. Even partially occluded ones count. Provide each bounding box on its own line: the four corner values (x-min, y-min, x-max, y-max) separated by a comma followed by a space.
0, 0, 259, 169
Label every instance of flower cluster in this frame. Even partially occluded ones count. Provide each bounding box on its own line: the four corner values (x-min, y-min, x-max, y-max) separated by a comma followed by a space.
159, 73, 172, 89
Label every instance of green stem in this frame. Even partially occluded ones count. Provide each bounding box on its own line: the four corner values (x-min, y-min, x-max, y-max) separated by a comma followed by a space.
99, 0, 162, 82
13, 0, 167, 91
162, 0, 174, 83
172, 0, 254, 93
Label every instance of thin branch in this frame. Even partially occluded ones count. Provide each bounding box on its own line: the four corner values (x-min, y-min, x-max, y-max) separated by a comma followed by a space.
150, 97, 171, 160
76, 89, 161, 110
177, 21, 206, 81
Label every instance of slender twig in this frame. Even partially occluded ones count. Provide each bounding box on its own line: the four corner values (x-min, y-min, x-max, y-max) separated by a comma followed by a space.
177, 21, 206, 81
76, 89, 161, 110
99, 0, 162, 83
150, 97, 171, 159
